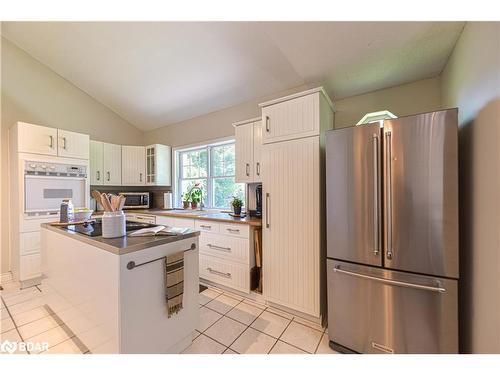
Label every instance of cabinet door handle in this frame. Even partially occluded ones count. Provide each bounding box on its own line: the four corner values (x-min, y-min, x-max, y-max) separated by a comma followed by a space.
97, 171, 100, 181
49, 135, 54, 149
265, 116, 270, 132
226, 228, 240, 233
140, 173, 143, 182
245, 163, 250, 176
62, 137, 67, 150
256, 162, 260, 176
207, 244, 231, 252
265, 192, 270, 228
200, 225, 211, 229
107, 171, 110, 181
207, 267, 231, 278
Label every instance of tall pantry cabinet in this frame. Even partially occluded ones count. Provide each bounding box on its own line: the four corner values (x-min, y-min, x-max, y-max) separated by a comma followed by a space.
260, 88, 334, 319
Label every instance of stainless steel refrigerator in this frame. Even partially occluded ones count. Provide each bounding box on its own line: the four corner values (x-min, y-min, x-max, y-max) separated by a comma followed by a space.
326, 109, 459, 354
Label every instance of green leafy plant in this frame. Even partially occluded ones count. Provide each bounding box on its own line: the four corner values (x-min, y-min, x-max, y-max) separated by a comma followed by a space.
190, 188, 202, 204
182, 191, 191, 202
231, 196, 243, 208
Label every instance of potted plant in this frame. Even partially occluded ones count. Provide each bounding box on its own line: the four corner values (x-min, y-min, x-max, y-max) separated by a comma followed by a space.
182, 192, 191, 209
231, 196, 243, 216
190, 188, 202, 209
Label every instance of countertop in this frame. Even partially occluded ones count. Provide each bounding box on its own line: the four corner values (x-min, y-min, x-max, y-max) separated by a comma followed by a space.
41, 223, 200, 255
96, 209, 263, 227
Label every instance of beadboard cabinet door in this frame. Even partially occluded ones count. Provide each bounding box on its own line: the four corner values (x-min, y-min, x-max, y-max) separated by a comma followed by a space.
103, 143, 122, 185
122, 146, 146, 186
57, 129, 90, 159
90, 141, 104, 185
261, 92, 320, 144
262, 136, 321, 317
235, 121, 254, 183
253, 120, 263, 182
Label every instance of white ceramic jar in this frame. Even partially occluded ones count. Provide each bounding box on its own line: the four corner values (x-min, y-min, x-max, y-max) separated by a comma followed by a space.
102, 211, 126, 238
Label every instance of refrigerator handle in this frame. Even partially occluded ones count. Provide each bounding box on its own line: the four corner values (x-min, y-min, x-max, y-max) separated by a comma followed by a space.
385, 130, 393, 260
333, 266, 446, 293
372, 133, 380, 256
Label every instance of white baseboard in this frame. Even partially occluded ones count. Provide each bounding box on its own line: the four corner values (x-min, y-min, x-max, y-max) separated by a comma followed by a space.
1, 272, 13, 284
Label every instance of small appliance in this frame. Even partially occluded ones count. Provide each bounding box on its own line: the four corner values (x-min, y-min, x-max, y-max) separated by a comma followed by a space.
249, 184, 262, 218
162, 192, 173, 209
119, 192, 150, 209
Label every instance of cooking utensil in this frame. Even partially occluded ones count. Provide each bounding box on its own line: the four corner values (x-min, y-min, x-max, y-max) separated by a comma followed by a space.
101, 193, 113, 212
91, 190, 102, 206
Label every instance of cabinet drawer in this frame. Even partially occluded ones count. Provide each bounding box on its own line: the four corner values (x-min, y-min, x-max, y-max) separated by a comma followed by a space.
20, 232, 41, 256
219, 223, 249, 238
200, 232, 249, 263
199, 255, 249, 293
20, 253, 42, 281
174, 218, 195, 229
155, 215, 176, 227
195, 220, 220, 234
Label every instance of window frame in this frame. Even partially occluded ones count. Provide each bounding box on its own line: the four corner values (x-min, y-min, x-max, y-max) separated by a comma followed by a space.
173, 137, 244, 209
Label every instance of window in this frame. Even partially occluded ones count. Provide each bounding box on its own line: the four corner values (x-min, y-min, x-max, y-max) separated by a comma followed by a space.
176, 141, 245, 209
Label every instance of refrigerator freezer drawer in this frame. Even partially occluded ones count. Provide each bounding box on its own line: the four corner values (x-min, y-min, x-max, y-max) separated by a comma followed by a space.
327, 259, 458, 354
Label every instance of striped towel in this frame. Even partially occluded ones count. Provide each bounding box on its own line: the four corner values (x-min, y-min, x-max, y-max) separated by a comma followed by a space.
165, 252, 184, 317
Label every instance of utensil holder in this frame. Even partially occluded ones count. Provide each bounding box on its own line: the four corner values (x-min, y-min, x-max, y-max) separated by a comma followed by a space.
102, 211, 126, 238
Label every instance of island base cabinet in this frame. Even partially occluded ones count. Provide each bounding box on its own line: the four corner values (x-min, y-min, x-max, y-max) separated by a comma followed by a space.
42, 227, 199, 354
119, 238, 199, 354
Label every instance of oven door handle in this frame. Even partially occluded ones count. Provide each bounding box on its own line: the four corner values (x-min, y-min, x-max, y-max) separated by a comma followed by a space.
25, 175, 86, 181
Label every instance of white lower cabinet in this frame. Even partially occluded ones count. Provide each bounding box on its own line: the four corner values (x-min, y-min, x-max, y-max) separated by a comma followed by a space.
20, 253, 42, 281
196, 219, 254, 294
199, 254, 249, 293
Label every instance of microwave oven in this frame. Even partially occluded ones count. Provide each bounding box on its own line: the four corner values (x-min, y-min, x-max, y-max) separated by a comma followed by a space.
119, 192, 150, 209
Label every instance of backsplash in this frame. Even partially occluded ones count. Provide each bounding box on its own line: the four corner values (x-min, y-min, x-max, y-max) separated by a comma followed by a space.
89, 185, 172, 210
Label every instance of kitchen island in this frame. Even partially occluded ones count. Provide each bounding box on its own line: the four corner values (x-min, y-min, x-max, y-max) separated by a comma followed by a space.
40, 223, 200, 354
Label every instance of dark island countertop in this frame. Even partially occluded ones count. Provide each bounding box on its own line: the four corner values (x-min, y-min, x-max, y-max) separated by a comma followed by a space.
41, 223, 200, 255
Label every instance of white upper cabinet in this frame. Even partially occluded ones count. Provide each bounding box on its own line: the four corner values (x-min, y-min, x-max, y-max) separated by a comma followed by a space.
260, 88, 334, 144
234, 117, 263, 183
12, 122, 89, 159
103, 143, 122, 185
253, 120, 263, 182
14, 122, 58, 156
146, 144, 171, 186
57, 129, 90, 159
90, 141, 104, 185
122, 146, 146, 186
235, 120, 254, 183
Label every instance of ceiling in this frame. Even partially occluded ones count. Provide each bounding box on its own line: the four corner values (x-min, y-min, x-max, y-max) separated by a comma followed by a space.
1, 22, 464, 131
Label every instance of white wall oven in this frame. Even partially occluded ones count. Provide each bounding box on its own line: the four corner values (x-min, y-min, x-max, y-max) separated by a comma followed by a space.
24, 160, 88, 216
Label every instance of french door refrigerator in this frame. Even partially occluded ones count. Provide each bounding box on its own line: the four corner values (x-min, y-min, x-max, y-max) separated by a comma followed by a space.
326, 109, 459, 354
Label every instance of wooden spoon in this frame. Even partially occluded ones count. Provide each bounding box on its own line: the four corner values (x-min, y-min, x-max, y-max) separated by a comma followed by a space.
101, 193, 112, 212
118, 195, 126, 211
91, 190, 102, 206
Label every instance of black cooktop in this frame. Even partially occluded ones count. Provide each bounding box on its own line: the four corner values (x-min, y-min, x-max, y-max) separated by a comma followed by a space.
66, 220, 157, 237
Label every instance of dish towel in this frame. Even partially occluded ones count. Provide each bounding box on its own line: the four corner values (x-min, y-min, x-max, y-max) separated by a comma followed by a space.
165, 252, 184, 317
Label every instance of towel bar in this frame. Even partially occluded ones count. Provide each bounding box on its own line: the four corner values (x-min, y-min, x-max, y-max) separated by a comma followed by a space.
126, 243, 197, 270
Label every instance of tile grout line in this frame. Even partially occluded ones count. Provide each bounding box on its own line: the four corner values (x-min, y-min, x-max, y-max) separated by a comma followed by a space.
266, 316, 294, 354
221, 297, 270, 354
0, 294, 31, 354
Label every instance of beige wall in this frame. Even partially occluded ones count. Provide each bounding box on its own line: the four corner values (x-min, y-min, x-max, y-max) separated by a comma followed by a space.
0, 37, 144, 274
145, 78, 443, 148
144, 84, 311, 148
441, 22, 500, 353
334, 77, 442, 128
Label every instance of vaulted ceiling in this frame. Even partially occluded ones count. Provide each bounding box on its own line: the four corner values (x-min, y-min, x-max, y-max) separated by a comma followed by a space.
1, 22, 464, 131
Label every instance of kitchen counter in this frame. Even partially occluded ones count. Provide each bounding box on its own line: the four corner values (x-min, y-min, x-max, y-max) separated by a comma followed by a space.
40, 221, 200, 354
96, 209, 263, 227
41, 222, 200, 255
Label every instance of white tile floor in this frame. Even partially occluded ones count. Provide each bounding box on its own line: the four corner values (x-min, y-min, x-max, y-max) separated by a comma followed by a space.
182, 286, 338, 354
0, 282, 87, 355
1, 281, 338, 355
